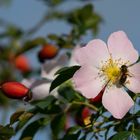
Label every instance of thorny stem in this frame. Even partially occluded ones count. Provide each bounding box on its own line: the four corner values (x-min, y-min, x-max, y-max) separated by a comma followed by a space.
72, 101, 99, 112
93, 121, 121, 134
63, 98, 140, 139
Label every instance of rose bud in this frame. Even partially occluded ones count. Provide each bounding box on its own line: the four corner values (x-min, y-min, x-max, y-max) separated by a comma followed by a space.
14, 55, 31, 73
38, 44, 58, 63
0, 82, 32, 101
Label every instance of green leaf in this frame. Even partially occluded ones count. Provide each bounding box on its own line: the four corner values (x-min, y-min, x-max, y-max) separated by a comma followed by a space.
20, 117, 50, 139
111, 131, 132, 140
133, 130, 140, 139
79, 135, 86, 140
16, 112, 34, 131
67, 126, 81, 134
50, 66, 80, 92
19, 112, 34, 122
6, 25, 23, 38
54, 66, 80, 75
58, 84, 85, 102
60, 130, 81, 140
48, 34, 60, 41
0, 125, 15, 138
67, 4, 102, 37
135, 56, 140, 63
10, 109, 25, 125
31, 95, 57, 110
51, 113, 66, 137
21, 137, 32, 140
37, 104, 62, 114
31, 95, 62, 114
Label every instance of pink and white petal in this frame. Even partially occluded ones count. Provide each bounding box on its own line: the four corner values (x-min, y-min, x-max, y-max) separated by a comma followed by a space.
125, 63, 140, 93
32, 82, 50, 100
41, 65, 62, 80
73, 39, 109, 67
129, 63, 140, 78
72, 65, 105, 99
21, 78, 36, 88
69, 46, 81, 66
30, 79, 58, 100
102, 86, 134, 119
41, 52, 68, 79
107, 31, 139, 65
126, 77, 140, 93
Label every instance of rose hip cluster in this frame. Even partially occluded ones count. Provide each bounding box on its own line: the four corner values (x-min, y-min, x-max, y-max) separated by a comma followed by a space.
0, 44, 59, 101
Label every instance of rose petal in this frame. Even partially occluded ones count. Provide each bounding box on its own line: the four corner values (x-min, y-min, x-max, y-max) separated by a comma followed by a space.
32, 82, 50, 100
102, 86, 134, 119
21, 78, 36, 88
126, 77, 140, 93
125, 63, 140, 93
69, 45, 80, 66
72, 65, 105, 99
129, 63, 140, 78
73, 39, 109, 67
29, 79, 58, 100
22, 79, 57, 100
41, 65, 62, 80
107, 31, 139, 65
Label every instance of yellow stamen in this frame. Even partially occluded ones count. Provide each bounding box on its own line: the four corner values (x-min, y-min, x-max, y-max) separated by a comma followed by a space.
100, 58, 121, 85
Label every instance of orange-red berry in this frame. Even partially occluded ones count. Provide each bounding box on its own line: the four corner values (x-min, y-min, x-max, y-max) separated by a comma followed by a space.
75, 107, 91, 126
38, 44, 58, 62
1, 82, 31, 100
14, 55, 31, 73
81, 107, 90, 119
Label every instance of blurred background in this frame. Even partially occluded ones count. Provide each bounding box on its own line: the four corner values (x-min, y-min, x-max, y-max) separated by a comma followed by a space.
0, 0, 140, 139
1, 0, 140, 69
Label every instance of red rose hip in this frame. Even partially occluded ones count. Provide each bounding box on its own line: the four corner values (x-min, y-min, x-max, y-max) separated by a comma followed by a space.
75, 107, 91, 126
0, 82, 32, 100
38, 44, 58, 62
14, 55, 31, 73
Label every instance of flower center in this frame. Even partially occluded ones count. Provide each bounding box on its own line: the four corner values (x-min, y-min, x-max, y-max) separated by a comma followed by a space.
99, 58, 121, 85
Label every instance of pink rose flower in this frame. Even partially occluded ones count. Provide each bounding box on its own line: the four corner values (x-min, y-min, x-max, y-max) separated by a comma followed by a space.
72, 31, 140, 119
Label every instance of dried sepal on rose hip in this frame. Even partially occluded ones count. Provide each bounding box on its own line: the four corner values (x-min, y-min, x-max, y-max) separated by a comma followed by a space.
0, 82, 32, 101
38, 44, 59, 63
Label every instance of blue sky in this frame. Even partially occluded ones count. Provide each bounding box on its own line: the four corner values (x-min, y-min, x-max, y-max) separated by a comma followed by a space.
1, 0, 140, 47
0, 0, 140, 139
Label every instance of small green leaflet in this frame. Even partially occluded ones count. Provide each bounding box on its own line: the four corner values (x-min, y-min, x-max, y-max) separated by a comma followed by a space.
49, 65, 80, 92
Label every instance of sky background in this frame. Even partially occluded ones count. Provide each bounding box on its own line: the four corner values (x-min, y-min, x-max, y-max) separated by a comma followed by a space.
0, 0, 140, 139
